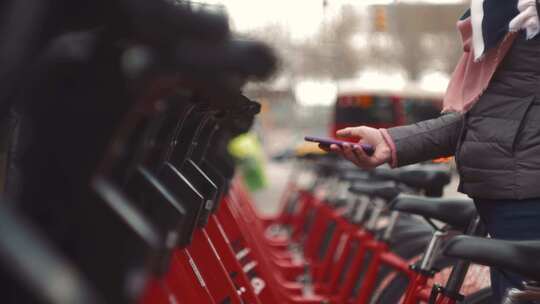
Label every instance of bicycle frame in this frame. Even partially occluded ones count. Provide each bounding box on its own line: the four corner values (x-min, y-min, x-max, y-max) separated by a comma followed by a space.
222, 189, 324, 303
401, 271, 437, 303
402, 216, 485, 304
206, 215, 262, 304
234, 171, 411, 303
354, 238, 418, 303
231, 176, 409, 304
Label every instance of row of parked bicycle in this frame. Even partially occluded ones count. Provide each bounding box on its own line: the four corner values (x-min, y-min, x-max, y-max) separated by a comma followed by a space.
1, 0, 540, 303
0, 0, 274, 303
265, 154, 487, 303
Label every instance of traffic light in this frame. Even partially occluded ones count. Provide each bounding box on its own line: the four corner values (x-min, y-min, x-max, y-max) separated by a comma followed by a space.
373, 7, 387, 32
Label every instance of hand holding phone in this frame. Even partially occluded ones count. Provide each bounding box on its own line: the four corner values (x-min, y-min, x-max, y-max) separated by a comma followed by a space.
304, 136, 375, 156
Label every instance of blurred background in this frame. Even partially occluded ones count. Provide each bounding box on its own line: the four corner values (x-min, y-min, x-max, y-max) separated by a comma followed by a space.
203, 0, 469, 212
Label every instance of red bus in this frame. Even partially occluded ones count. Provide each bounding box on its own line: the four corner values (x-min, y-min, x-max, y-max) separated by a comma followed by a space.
331, 84, 444, 137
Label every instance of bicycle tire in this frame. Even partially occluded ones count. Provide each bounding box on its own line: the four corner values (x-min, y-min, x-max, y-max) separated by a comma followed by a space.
462, 287, 492, 304
348, 217, 432, 300
371, 257, 455, 304
370, 226, 433, 289
371, 259, 491, 304
350, 229, 433, 300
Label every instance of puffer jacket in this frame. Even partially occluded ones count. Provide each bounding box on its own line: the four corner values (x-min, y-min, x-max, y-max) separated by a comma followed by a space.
387, 33, 540, 200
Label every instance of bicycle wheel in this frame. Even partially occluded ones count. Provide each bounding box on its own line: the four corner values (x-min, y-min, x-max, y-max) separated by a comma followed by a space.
350, 231, 433, 301
372, 282, 492, 304
462, 287, 492, 304
371, 259, 491, 304
371, 257, 455, 304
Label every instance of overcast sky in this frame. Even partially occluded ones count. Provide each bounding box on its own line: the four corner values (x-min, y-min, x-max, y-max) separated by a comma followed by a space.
203, 0, 466, 39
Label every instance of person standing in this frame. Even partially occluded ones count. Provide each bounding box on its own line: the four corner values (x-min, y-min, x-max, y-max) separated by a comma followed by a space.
329, 1, 540, 302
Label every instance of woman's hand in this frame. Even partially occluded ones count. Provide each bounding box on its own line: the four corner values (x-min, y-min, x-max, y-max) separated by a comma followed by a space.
330, 126, 392, 169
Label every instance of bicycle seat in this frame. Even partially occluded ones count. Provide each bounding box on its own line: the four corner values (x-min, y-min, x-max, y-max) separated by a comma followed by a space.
349, 181, 400, 202
373, 165, 451, 197
444, 236, 540, 281
335, 160, 361, 171
315, 159, 341, 177
340, 170, 370, 182
389, 194, 476, 230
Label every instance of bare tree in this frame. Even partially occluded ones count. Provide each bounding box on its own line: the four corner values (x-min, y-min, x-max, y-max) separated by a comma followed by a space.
367, 3, 466, 80
396, 4, 466, 80
245, 3, 467, 83
312, 5, 366, 79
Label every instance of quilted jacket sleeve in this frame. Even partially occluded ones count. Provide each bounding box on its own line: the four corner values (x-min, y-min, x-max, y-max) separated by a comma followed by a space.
386, 113, 464, 167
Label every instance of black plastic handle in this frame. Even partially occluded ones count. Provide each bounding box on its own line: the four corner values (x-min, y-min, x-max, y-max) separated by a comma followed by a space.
118, 0, 230, 44
169, 39, 277, 80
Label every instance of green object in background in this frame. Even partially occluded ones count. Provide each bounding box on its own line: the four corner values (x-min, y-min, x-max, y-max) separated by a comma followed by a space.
229, 132, 267, 192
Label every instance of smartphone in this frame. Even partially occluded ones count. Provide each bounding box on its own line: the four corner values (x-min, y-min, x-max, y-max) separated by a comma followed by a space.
304, 136, 375, 156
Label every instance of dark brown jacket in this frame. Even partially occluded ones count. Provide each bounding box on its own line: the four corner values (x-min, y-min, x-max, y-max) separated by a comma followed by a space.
388, 34, 540, 199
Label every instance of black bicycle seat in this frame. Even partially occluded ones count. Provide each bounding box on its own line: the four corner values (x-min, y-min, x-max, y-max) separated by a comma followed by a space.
340, 170, 371, 182
349, 181, 401, 202
444, 236, 540, 281
373, 165, 451, 197
389, 194, 475, 230
314, 160, 339, 177
335, 160, 361, 171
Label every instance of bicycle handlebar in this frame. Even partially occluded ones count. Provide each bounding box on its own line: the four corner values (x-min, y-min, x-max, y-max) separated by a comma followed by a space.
0, 0, 232, 118
166, 39, 277, 80
117, 0, 230, 45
